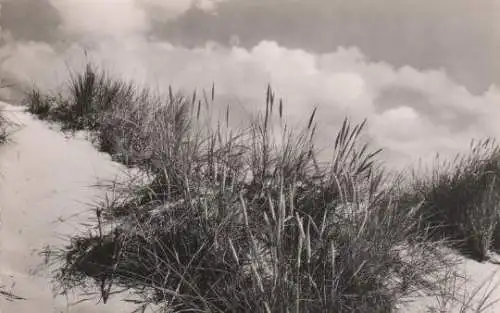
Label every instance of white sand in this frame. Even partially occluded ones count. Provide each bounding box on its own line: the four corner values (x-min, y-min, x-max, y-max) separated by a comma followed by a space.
401, 252, 500, 312
1, 101, 500, 313
0, 102, 136, 312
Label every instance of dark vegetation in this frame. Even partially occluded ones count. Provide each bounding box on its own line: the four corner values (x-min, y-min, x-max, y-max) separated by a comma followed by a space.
403, 140, 500, 261
25, 63, 500, 312
0, 80, 11, 143
0, 110, 7, 143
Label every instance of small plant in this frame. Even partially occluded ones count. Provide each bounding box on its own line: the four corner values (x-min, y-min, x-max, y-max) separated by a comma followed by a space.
0, 285, 26, 302
24, 63, 158, 165
25, 88, 53, 119
1, 82, 12, 142
0, 106, 14, 143
0, 111, 7, 143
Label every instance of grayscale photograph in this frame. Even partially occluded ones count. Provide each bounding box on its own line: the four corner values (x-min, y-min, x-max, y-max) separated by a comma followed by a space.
1, 1, 500, 312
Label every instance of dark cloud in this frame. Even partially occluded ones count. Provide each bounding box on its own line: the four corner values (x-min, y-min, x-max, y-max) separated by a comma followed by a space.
151, 0, 500, 94
0, 0, 62, 43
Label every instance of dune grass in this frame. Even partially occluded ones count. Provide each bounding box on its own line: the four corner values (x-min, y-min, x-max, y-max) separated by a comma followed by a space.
27, 63, 500, 312
0, 104, 14, 144
0, 110, 7, 143
400, 139, 500, 261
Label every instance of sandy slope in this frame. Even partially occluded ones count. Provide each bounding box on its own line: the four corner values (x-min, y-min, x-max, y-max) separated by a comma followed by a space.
1, 102, 500, 313
0, 102, 136, 312
401, 253, 500, 312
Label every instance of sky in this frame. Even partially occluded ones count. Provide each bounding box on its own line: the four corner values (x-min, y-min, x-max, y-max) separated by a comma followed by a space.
1, 0, 499, 169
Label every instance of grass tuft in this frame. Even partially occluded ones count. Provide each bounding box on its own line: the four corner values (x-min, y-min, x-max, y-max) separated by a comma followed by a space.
27, 63, 500, 312
403, 138, 500, 261
0, 105, 14, 144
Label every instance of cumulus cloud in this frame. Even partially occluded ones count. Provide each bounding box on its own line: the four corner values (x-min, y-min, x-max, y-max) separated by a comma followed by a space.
156, 0, 500, 94
52, 0, 149, 39
1, 0, 499, 170
0, 0, 61, 43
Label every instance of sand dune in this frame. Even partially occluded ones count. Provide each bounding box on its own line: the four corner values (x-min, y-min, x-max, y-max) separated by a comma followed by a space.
0, 102, 135, 312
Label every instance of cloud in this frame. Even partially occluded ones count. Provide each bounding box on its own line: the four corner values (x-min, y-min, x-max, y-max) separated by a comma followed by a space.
155, 0, 500, 94
0, 0, 61, 43
1, 0, 500, 170
136, 0, 231, 25
50, 0, 149, 39
0, 0, 229, 42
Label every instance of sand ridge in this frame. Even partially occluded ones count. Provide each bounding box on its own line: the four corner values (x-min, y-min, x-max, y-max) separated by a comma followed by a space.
0, 102, 135, 312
